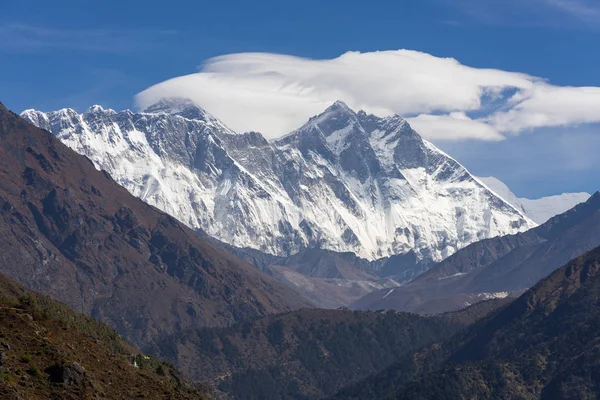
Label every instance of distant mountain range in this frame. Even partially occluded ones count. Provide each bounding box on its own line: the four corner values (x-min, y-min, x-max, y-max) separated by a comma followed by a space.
22, 98, 532, 268
353, 191, 600, 314
23, 98, 595, 310
478, 176, 590, 224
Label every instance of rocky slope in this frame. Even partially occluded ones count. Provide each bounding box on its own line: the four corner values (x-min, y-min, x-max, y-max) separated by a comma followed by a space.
22, 99, 533, 270
0, 102, 310, 348
353, 192, 600, 314
334, 245, 600, 400
478, 176, 590, 224
0, 272, 209, 400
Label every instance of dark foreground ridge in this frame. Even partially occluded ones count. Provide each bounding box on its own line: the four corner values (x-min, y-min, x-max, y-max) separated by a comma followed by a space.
0, 271, 209, 399
333, 245, 600, 399
147, 299, 508, 400
0, 102, 311, 348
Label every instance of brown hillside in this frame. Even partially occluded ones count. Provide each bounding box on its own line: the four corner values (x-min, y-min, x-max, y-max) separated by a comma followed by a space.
0, 272, 209, 399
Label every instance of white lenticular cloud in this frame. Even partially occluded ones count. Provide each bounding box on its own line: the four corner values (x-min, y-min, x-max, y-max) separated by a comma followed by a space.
488, 84, 600, 133
136, 50, 600, 140
408, 112, 505, 141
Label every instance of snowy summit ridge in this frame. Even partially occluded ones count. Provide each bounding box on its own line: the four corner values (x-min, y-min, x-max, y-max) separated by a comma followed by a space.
22, 98, 534, 264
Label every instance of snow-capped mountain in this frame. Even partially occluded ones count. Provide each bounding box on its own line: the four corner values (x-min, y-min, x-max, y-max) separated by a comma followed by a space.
22, 98, 534, 263
477, 176, 591, 224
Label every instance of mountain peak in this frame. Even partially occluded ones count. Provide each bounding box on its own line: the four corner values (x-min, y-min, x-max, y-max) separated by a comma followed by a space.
279, 101, 361, 144
20, 108, 37, 118
299, 100, 359, 138
326, 100, 354, 113
87, 104, 104, 113
142, 97, 236, 134
85, 104, 116, 115
143, 97, 201, 114
316, 100, 358, 121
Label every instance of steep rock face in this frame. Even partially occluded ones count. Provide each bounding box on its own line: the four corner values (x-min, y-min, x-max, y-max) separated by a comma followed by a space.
272, 102, 533, 263
0, 102, 310, 347
22, 99, 533, 268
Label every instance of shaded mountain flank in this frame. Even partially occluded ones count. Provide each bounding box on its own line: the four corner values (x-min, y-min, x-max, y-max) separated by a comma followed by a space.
0, 271, 209, 399
145, 299, 509, 400
334, 245, 600, 399
353, 192, 600, 314
0, 102, 311, 349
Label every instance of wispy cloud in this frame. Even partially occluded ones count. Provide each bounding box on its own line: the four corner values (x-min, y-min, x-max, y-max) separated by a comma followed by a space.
136, 50, 600, 141
0, 23, 178, 53
408, 112, 505, 141
444, 0, 600, 28
543, 0, 600, 22
486, 84, 600, 133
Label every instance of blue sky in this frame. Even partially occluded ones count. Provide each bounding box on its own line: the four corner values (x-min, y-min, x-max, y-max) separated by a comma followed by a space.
1, 0, 599, 198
